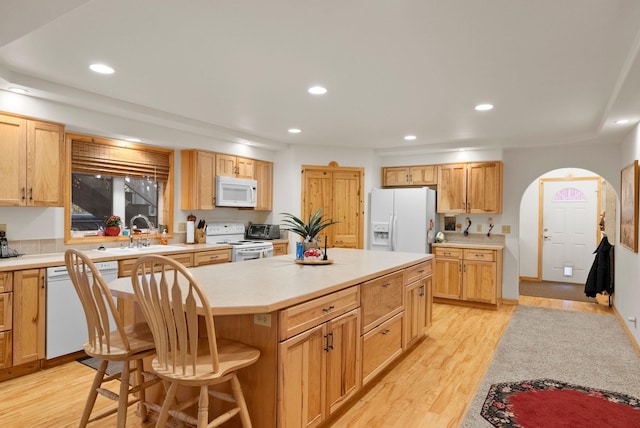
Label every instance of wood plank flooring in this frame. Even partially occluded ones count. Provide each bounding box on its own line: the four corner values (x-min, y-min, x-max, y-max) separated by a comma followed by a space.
0, 297, 613, 427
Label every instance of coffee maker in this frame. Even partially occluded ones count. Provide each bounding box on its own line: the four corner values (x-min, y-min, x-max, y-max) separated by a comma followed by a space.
0, 231, 9, 258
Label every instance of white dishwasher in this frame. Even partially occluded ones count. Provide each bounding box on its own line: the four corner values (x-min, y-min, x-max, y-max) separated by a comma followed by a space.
46, 261, 118, 359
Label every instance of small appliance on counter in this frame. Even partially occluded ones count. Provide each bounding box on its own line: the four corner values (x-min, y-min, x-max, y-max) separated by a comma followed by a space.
0, 231, 8, 258
246, 224, 280, 240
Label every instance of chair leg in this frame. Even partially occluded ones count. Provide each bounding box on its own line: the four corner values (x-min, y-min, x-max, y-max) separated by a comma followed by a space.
157, 382, 178, 428
198, 385, 209, 428
117, 360, 131, 428
134, 358, 148, 422
230, 374, 252, 428
80, 359, 109, 427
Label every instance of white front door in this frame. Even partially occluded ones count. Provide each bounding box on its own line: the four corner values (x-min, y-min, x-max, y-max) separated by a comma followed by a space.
541, 179, 599, 284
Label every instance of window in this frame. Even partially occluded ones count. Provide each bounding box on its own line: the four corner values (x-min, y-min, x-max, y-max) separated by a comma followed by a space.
65, 134, 174, 243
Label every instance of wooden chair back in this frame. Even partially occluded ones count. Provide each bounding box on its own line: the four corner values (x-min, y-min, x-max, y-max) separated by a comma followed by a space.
64, 249, 131, 354
130, 255, 220, 375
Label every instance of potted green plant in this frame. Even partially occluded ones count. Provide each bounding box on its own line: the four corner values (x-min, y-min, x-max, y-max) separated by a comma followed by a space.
280, 208, 338, 248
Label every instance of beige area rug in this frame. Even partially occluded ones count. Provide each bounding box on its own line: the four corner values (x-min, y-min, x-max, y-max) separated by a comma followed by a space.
519, 280, 597, 303
461, 305, 640, 427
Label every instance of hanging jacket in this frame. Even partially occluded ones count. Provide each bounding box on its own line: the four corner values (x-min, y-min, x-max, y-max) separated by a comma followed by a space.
584, 236, 614, 298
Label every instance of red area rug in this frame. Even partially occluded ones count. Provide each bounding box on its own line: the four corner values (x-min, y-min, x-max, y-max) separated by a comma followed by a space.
481, 379, 640, 427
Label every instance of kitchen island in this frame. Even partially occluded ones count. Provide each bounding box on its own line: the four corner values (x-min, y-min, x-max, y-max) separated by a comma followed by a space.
108, 248, 433, 427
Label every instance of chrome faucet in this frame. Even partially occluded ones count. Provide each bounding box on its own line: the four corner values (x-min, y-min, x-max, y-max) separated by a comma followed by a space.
130, 214, 154, 246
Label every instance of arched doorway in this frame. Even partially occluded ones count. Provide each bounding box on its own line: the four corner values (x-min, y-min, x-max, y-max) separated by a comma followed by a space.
518, 168, 616, 302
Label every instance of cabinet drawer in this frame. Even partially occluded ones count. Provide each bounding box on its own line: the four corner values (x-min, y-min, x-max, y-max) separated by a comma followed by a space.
405, 260, 432, 284
0, 292, 12, 331
433, 247, 463, 259
118, 253, 194, 277
463, 249, 496, 262
0, 331, 11, 369
360, 270, 404, 333
0, 272, 12, 293
272, 243, 287, 256
362, 312, 403, 384
279, 286, 359, 340
194, 249, 231, 266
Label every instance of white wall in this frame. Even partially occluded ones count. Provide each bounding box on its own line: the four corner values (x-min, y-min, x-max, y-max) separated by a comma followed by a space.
617, 125, 640, 344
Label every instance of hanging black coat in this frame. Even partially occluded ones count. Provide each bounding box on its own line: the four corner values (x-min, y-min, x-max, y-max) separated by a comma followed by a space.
584, 236, 613, 298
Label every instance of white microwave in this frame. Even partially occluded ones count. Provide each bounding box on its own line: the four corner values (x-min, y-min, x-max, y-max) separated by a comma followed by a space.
215, 176, 257, 208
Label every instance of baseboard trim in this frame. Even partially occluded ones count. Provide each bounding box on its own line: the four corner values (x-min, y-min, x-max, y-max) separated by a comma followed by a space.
502, 298, 519, 306
519, 276, 539, 282
612, 305, 640, 357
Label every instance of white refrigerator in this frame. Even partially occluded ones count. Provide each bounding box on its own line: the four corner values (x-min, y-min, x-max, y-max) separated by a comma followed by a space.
370, 187, 437, 253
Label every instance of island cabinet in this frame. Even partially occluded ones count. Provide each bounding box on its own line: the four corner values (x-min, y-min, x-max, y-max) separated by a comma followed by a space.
382, 165, 437, 187
437, 161, 503, 214
360, 270, 404, 385
433, 245, 503, 308
278, 287, 361, 428
0, 114, 65, 207
404, 260, 433, 349
0, 272, 12, 369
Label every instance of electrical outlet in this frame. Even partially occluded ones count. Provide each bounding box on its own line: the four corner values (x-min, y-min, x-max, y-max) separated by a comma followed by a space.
501, 225, 511, 234
177, 222, 186, 232
476, 224, 482, 232
488, 217, 493, 224
254, 313, 272, 327
0, 224, 5, 233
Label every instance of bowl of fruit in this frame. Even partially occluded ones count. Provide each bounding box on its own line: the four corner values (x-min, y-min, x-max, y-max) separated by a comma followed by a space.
303, 247, 323, 261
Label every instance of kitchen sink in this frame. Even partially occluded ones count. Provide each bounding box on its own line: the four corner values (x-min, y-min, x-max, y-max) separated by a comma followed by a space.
95, 244, 188, 255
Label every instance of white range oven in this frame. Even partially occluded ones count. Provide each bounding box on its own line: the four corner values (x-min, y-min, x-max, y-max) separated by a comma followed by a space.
205, 223, 273, 262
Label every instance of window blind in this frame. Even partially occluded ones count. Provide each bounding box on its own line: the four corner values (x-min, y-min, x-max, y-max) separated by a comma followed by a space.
70, 136, 171, 181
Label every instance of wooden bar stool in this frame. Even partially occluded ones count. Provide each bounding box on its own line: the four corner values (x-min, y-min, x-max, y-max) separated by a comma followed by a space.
65, 249, 161, 427
130, 254, 261, 427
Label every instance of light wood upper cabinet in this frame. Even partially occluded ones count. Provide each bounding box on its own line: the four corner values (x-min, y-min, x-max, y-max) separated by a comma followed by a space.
13, 268, 45, 366
216, 153, 255, 179
437, 161, 502, 214
254, 160, 273, 211
0, 114, 64, 207
181, 149, 216, 210
302, 165, 364, 249
382, 165, 437, 187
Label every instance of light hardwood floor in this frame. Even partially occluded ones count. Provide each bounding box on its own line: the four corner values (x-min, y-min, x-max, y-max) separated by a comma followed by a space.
0, 297, 613, 427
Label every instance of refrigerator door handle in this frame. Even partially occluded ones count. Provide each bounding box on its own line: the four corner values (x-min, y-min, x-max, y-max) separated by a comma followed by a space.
391, 215, 398, 251
388, 215, 394, 251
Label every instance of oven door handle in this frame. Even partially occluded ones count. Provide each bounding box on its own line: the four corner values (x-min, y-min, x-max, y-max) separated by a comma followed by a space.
237, 248, 271, 255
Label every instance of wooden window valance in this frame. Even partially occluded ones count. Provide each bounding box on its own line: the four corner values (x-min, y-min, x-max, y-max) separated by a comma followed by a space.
69, 134, 171, 181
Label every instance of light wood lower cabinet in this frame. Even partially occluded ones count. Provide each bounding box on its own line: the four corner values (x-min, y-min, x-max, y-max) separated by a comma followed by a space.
278, 304, 361, 427
433, 246, 502, 307
404, 263, 433, 349
193, 248, 231, 266
0, 272, 12, 370
12, 268, 45, 366
361, 312, 403, 385
117, 252, 194, 277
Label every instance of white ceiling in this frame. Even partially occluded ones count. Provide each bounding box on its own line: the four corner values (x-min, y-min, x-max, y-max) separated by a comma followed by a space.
1, 0, 640, 153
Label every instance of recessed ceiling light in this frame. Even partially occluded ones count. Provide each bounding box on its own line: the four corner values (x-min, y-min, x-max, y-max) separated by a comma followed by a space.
308, 86, 327, 95
404, 135, 417, 141
124, 137, 141, 142
615, 119, 630, 125
89, 63, 115, 74
8, 87, 28, 94
475, 103, 494, 111
288, 128, 302, 134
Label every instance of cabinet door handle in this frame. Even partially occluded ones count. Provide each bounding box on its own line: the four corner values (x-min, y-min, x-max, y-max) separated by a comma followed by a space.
381, 329, 391, 335
323, 305, 335, 313
29, 187, 33, 201
324, 332, 334, 351
21, 187, 26, 201
419, 285, 425, 297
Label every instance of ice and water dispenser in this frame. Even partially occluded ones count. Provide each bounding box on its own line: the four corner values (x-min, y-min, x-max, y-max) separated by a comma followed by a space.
371, 222, 390, 247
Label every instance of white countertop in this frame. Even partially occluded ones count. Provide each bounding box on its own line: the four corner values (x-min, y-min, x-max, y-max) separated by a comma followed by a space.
108, 248, 432, 316
0, 243, 232, 272
432, 242, 505, 250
